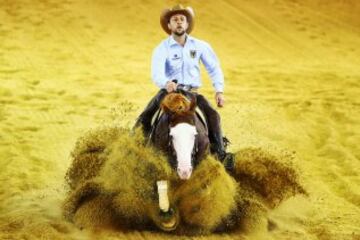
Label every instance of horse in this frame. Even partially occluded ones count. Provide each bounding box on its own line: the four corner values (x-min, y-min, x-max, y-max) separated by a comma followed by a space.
149, 91, 210, 180
63, 92, 306, 234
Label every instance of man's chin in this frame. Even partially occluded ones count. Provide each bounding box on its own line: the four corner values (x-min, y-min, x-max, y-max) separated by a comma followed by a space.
173, 30, 186, 36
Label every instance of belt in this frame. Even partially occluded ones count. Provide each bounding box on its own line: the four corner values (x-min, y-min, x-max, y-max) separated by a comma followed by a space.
177, 84, 198, 92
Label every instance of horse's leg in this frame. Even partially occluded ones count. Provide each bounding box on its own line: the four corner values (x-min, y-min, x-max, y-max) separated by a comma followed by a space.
173, 159, 239, 235
236, 197, 269, 235
72, 194, 119, 230
231, 148, 306, 208
62, 180, 110, 222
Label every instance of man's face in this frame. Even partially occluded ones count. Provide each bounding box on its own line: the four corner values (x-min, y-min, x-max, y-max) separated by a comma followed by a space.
168, 13, 188, 36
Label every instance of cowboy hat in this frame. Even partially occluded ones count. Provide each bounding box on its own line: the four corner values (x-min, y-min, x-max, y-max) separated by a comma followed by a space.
160, 4, 195, 35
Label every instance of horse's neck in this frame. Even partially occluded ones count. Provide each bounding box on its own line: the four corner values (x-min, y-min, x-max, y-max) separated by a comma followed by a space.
151, 114, 170, 149
194, 108, 208, 134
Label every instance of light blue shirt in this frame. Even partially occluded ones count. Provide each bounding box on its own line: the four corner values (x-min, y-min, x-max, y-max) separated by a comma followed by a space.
151, 35, 224, 92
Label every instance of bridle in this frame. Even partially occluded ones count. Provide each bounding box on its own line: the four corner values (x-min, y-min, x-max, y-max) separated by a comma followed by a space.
159, 88, 202, 170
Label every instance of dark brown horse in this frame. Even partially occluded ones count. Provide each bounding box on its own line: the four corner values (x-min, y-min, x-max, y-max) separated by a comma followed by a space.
150, 92, 210, 180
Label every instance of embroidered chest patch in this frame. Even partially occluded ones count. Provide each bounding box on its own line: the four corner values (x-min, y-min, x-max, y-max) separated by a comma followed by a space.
172, 54, 181, 60
190, 50, 197, 58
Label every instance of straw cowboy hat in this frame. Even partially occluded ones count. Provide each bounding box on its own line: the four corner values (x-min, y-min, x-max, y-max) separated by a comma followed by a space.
160, 4, 195, 35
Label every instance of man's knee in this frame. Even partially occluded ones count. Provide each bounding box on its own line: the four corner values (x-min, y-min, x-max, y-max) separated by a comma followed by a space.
196, 94, 220, 119
154, 89, 167, 104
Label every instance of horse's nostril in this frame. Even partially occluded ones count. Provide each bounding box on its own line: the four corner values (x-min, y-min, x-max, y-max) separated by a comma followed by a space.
177, 168, 192, 180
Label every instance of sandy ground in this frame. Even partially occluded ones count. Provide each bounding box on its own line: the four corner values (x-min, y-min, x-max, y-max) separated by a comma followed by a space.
0, 0, 359, 239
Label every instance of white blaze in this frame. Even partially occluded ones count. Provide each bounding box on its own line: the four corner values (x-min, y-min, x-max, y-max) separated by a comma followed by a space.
169, 123, 197, 180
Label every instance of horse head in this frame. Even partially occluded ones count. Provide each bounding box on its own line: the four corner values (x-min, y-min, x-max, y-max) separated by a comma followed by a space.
161, 92, 206, 180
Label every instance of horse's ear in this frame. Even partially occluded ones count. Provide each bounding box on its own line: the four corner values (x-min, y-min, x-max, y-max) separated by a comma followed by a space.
189, 94, 197, 112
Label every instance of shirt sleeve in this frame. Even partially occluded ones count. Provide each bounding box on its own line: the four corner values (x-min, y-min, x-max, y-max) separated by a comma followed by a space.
200, 42, 224, 93
151, 44, 169, 89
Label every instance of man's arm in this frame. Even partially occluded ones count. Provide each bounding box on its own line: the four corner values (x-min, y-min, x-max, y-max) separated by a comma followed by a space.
200, 42, 225, 107
151, 44, 169, 89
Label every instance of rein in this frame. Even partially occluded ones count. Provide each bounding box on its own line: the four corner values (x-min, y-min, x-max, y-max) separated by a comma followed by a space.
147, 108, 163, 146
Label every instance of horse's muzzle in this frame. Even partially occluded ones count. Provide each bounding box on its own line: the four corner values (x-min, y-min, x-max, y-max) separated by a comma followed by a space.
177, 167, 193, 180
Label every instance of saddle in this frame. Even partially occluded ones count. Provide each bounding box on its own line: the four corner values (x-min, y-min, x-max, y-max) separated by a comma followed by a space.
147, 90, 230, 151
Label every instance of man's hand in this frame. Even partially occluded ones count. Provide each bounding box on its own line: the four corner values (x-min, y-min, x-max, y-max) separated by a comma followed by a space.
215, 92, 225, 107
166, 81, 177, 93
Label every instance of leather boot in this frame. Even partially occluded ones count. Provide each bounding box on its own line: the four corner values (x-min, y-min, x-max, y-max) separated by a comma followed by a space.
210, 132, 235, 173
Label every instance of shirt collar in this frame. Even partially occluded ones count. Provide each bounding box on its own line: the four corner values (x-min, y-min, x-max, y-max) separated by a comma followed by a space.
168, 34, 194, 46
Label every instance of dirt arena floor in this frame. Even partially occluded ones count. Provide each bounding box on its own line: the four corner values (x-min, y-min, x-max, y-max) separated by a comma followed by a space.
0, 0, 359, 239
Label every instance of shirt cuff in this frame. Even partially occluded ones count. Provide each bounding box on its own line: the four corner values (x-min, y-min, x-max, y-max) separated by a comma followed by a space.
155, 79, 169, 89
214, 83, 224, 93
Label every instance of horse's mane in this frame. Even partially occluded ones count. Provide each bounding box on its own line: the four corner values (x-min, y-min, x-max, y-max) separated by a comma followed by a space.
161, 93, 191, 114
160, 93, 196, 127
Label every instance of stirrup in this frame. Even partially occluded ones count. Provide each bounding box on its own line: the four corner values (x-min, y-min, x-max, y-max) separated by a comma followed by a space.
222, 152, 235, 173
223, 136, 231, 149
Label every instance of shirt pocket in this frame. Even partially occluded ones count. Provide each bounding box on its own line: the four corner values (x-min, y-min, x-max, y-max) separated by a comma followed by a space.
169, 57, 182, 67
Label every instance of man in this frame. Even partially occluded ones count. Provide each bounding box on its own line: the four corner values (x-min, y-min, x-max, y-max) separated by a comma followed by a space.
135, 4, 233, 167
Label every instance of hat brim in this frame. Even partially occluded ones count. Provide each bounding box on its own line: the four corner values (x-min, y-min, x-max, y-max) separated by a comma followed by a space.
160, 8, 194, 35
